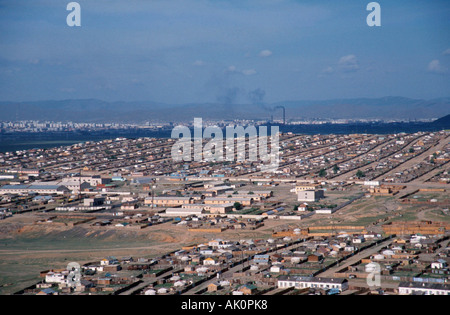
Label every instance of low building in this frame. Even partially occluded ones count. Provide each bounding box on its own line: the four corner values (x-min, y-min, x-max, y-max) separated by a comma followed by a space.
62, 175, 108, 187
45, 271, 68, 284
253, 254, 270, 265
145, 197, 193, 207
294, 184, 321, 193
36, 288, 58, 295
238, 190, 273, 198
204, 197, 253, 206
206, 185, 234, 195
307, 254, 323, 263
398, 282, 450, 295
121, 202, 138, 210
278, 276, 348, 292
238, 284, 258, 295
165, 207, 204, 216
297, 190, 324, 202
83, 197, 105, 207
203, 257, 219, 266
207, 282, 221, 292
182, 204, 206, 210
431, 259, 448, 270
0, 184, 70, 195
205, 203, 234, 214
59, 181, 92, 193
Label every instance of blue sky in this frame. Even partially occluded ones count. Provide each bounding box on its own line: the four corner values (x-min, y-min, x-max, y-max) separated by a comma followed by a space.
0, 0, 449, 104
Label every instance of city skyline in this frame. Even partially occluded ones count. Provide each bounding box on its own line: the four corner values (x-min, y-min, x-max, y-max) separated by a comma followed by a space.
0, 0, 449, 104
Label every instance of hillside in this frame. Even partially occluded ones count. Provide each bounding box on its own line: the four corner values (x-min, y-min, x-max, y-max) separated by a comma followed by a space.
432, 114, 450, 129
0, 97, 449, 123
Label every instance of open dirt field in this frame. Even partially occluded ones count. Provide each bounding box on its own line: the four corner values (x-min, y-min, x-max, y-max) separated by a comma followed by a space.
1, 182, 448, 294
0, 212, 293, 294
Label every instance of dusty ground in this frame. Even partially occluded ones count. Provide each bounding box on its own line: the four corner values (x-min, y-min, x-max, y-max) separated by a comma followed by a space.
1, 183, 448, 294
0, 212, 292, 294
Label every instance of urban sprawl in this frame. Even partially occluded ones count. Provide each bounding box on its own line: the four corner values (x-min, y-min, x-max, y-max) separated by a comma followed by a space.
0, 129, 449, 295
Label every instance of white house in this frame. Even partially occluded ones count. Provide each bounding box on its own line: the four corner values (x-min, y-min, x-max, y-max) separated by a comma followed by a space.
278, 276, 348, 292
157, 288, 168, 294
203, 257, 219, 266
165, 207, 204, 216
208, 239, 234, 249
431, 259, 448, 270
100, 257, 119, 266
381, 249, 395, 257
45, 272, 68, 284
398, 282, 450, 295
199, 248, 215, 256
195, 267, 209, 275
270, 264, 284, 273
352, 236, 365, 244
345, 246, 356, 252
297, 190, 324, 202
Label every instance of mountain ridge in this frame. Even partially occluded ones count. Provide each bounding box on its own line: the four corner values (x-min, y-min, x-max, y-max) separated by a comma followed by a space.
0, 96, 448, 123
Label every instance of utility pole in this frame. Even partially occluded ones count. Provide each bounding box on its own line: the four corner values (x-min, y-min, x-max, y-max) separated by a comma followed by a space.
151, 179, 156, 209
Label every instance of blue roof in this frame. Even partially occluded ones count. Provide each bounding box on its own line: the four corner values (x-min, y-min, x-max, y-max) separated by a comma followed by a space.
254, 255, 269, 259
1, 184, 64, 190
40, 288, 56, 294
0, 185, 30, 189
33, 195, 52, 200
29, 185, 62, 189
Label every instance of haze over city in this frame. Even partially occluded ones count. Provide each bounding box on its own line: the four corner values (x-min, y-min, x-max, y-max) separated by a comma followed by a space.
0, 0, 449, 104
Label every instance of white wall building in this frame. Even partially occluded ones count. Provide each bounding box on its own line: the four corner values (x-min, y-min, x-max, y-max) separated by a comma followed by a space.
45, 272, 68, 284
297, 190, 324, 202
277, 276, 348, 292
398, 282, 450, 295
165, 207, 204, 216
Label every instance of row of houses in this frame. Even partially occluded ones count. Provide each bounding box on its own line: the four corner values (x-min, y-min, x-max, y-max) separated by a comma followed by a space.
146, 192, 272, 208
0, 175, 112, 195
277, 276, 348, 293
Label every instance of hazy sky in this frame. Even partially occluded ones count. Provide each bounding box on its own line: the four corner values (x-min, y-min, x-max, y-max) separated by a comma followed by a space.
0, 0, 449, 104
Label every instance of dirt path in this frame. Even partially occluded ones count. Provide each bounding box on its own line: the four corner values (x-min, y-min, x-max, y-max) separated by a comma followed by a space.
0, 246, 162, 256
374, 135, 449, 181
316, 238, 393, 278
331, 137, 396, 182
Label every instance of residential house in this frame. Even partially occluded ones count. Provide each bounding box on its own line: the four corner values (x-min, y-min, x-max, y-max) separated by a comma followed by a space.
278, 276, 348, 292
431, 259, 448, 270
308, 254, 324, 263
297, 190, 324, 202
207, 282, 221, 292
145, 196, 193, 207
203, 257, 219, 266
238, 284, 258, 295
398, 282, 450, 295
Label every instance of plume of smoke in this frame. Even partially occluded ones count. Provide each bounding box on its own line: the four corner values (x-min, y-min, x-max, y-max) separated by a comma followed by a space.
248, 88, 266, 105
216, 87, 242, 104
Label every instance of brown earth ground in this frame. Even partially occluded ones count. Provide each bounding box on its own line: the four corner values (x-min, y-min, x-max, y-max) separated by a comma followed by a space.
1, 186, 448, 294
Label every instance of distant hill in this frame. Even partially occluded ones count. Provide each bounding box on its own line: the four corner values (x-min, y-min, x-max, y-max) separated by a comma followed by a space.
432, 114, 450, 129
0, 97, 449, 123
